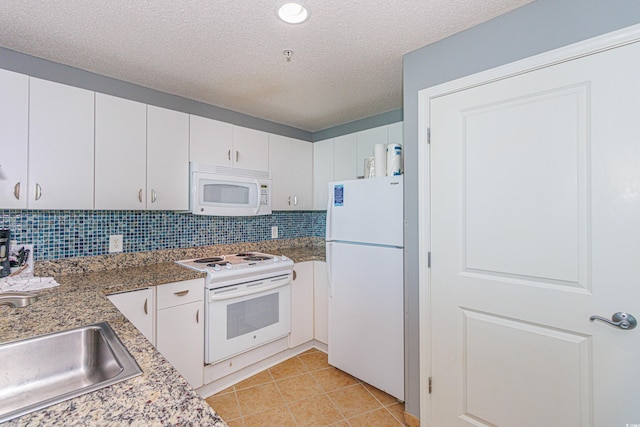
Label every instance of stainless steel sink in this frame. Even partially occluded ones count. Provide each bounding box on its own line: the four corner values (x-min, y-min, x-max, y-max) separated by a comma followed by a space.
0, 322, 143, 422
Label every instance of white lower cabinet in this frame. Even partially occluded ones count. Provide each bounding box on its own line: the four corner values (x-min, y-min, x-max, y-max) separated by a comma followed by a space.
290, 262, 314, 347
289, 261, 329, 348
108, 287, 156, 345
155, 279, 205, 388
313, 261, 329, 345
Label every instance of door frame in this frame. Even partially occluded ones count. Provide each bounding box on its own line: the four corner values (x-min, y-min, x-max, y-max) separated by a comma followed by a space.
417, 23, 640, 426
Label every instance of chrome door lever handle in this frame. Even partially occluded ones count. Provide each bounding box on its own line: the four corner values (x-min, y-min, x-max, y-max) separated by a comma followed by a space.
590, 312, 637, 330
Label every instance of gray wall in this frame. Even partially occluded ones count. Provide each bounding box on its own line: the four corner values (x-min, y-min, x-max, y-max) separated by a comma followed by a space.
402, 0, 640, 418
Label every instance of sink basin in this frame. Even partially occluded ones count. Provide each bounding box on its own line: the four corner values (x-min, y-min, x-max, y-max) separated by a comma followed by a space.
0, 322, 143, 422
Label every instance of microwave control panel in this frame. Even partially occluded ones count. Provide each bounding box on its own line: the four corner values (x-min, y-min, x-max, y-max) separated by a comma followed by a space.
260, 184, 269, 205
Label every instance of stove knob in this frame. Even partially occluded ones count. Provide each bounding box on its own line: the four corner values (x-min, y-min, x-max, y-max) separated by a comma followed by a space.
213, 265, 221, 271
280, 255, 288, 261
225, 263, 233, 270
273, 257, 280, 262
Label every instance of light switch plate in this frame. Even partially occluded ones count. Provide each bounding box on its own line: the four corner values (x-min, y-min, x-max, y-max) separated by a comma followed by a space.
271, 226, 278, 239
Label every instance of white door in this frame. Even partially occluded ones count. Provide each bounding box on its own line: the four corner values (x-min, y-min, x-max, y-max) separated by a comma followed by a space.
429, 40, 640, 426
0, 69, 28, 209
328, 241, 404, 400
147, 105, 189, 211
189, 115, 233, 165
29, 78, 95, 209
95, 93, 147, 209
232, 126, 269, 170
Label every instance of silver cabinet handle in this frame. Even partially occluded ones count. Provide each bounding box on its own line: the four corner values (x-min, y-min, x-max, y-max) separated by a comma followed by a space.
143, 298, 148, 315
138, 189, 143, 203
288, 196, 291, 206
174, 290, 189, 297
13, 182, 20, 200
590, 312, 637, 330
293, 196, 298, 206
196, 309, 200, 324
35, 183, 42, 201
235, 150, 239, 163
293, 270, 297, 281
227, 149, 231, 161
151, 189, 157, 203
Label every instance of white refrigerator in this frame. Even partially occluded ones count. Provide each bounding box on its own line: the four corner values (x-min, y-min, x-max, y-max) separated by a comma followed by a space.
325, 175, 404, 401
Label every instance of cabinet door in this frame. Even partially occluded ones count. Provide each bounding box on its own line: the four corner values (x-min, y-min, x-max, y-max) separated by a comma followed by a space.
0, 69, 28, 209
333, 133, 357, 181
189, 115, 233, 165
108, 288, 155, 345
290, 140, 313, 210
232, 126, 269, 170
268, 134, 292, 210
290, 261, 314, 348
312, 139, 334, 210
29, 78, 95, 209
147, 105, 189, 210
157, 300, 204, 388
355, 125, 388, 178
95, 93, 147, 209
313, 261, 329, 345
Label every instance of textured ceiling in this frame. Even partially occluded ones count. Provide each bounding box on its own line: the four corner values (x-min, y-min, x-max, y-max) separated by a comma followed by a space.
0, 0, 532, 132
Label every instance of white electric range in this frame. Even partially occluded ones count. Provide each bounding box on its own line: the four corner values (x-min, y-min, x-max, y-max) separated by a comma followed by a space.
176, 252, 294, 364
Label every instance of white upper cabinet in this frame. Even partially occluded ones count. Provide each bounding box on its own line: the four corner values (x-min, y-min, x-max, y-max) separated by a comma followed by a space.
269, 134, 313, 210
29, 78, 95, 210
147, 105, 189, 211
312, 139, 334, 210
0, 69, 28, 209
189, 115, 234, 165
95, 93, 147, 210
233, 125, 269, 171
355, 125, 388, 178
311, 123, 403, 210
190, 116, 269, 171
333, 133, 357, 181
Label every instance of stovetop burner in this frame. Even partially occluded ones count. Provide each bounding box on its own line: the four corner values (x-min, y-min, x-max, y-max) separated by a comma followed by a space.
194, 257, 225, 263
206, 261, 230, 267
235, 252, 254, 257
243, 255, 272, 261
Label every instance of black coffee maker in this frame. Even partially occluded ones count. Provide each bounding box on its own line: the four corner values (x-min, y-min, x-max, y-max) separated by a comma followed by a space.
0, 229, 10, 278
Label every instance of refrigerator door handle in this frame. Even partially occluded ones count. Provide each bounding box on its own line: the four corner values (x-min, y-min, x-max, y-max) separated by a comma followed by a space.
326, 242, 334, 298
326, 183, 333, 241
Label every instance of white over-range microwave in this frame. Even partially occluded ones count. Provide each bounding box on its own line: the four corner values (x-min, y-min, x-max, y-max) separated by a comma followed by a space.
190, 162, 272, 216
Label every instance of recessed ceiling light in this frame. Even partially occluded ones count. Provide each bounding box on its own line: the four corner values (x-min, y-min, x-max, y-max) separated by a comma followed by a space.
277, 2, 309, 24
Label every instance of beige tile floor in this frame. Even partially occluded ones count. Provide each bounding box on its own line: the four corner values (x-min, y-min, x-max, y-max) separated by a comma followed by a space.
206, 348, 406, 426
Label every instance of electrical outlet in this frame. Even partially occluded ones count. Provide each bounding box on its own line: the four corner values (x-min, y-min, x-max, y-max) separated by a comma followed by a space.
109, 235, 123, 253
271, 226, 278, 239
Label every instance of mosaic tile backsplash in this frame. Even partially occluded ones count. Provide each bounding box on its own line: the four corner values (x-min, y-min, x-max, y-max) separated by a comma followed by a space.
0, 210, 326, 261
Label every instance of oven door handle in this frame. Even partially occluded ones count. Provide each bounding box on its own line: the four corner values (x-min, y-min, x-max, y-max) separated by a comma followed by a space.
209, 278, 291, 301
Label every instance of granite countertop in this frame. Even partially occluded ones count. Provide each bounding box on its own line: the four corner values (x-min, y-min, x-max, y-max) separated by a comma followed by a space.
0, 240, 325, 426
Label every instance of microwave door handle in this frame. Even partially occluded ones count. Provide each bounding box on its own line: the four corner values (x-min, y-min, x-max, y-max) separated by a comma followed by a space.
254, 180, 261, 214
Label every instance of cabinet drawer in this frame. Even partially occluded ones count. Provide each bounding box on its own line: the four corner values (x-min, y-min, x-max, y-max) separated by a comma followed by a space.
157, 278, 204, 309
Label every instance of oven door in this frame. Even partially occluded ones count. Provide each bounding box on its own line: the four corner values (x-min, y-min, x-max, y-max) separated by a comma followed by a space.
205, 274, 291, 364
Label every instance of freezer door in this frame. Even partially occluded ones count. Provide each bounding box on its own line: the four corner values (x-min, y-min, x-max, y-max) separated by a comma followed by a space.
326, 176, 403, 247
327, 241, 404, 400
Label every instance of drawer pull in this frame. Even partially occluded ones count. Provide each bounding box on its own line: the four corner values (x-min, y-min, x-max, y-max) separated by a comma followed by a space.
174, 290, 189, 297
